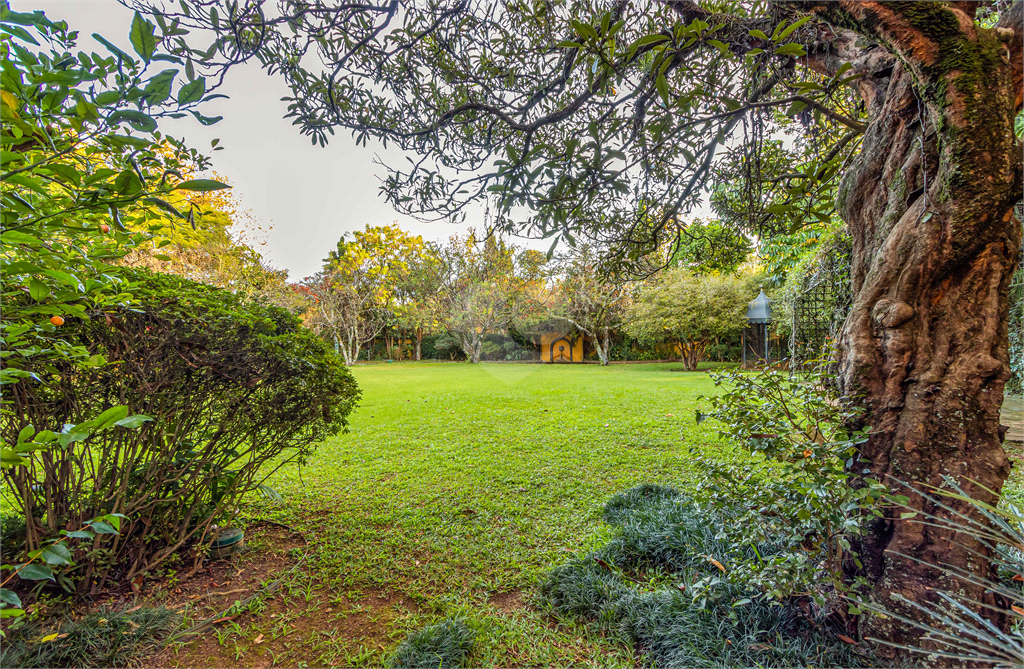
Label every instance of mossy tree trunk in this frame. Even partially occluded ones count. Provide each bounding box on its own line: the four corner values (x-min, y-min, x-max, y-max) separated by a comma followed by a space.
802, 0, 1023, 650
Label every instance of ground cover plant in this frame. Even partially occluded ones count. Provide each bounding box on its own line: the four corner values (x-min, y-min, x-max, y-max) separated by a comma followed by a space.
539, 484, 869, 667
151, 362, 744, 667
0, 606, 175, 668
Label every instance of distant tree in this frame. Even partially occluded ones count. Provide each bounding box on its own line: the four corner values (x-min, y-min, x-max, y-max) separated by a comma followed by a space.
392, 242, 446, 360
434, 234, 545, 363
303, 224, 425, 365
122, 168, 290, 298
550, 246, 634, 366
626, 269, 752, 370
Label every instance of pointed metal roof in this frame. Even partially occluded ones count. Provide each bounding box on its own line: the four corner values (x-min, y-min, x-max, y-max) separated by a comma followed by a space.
746, 289, 771, 323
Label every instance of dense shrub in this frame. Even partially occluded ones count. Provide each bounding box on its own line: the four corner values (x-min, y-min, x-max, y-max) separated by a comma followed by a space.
695, 353, 883, 603
1, 270, 360, 593
386, 618, 476, 668
539, 485, 869, 668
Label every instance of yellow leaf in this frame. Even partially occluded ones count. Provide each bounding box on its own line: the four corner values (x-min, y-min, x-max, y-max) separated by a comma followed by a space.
0, 90, 21, 118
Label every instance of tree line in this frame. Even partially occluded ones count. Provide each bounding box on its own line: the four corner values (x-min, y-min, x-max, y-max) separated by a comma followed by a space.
288, 222, 765, 368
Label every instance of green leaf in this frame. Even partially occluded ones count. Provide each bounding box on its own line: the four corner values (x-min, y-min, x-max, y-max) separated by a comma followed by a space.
177, 76, 206, 105
78, 405, 129, 431
785, 100, 807, 117
40, 543, 73, 565
28, 278, 49, 302
774, 42, 806, 57
0, 608, 25, 618
130, 12, 157, 63
1, 230, 42, 245
108, 110, 157, 133
88, 521, 117, 535
16, 426, 35, 444
144, 197, 186, 219
17, 564, 54, 581
57, 430, 90, 449
62, 530, 94, 539
0, 589, 22, 609
92, 33, 135, 64
776, 16, 811, 43
173, 179, 231, 192
0, 448, 31, 468
114, 414, 153, 429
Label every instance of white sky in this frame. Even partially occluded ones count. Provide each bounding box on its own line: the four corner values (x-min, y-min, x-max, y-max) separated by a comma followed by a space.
18, 0, 507, 280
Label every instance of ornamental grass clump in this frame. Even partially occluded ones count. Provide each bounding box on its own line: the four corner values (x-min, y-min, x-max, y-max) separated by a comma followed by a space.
539, 485, 869, 668
0, 606, 175, 668
386, 618, 476, 668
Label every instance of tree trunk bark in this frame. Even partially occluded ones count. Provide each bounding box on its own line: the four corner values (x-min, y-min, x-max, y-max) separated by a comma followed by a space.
806, 1, 1022, 650
593, 327, 611, 366
416, 327, 422, 361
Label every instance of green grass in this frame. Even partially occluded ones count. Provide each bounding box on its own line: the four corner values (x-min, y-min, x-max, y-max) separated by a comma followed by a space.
159, 362, 741, 667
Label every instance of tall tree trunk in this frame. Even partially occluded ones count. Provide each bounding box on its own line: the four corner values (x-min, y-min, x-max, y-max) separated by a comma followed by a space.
416, 327, 422, 361
803, 1, 1022, 650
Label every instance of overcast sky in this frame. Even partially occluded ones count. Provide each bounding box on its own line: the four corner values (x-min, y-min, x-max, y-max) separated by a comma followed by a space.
18, 0, 508, 280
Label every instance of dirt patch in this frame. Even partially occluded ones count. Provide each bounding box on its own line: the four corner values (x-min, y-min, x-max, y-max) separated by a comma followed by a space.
95, 521, 305, 616
488, 589, 525, 614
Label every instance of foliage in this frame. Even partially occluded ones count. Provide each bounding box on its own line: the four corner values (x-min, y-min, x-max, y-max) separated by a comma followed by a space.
148, 1, 866, 264
865, 478, 1023, 666
549, 245, 634, 365
302, 224, 427, 365
668, 220, 752, 275
0, 606, 176, 668
695, 352, 885, 604
123, 168, 289, 300
0, 4, 237, 618
432, 233, 547, 363
1, 3, 226, 392
0, 513, 127, 627
539, 484, 870, 668
386, 618, 476, 669
625, 269, 754, 370
1, 269, 359, 593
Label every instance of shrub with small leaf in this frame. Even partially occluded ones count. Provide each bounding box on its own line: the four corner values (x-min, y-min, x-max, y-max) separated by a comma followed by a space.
1, 269, 359, 598
694, 350, 885, 604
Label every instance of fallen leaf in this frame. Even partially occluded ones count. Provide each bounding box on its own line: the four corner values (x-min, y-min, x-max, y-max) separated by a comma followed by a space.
706, 556, 726, 572
1012, 605, 1024, 615
838, 634, 858, 645
1012, 574, 1023, 582
802, 448, 813, 458
253, 633, 265, 645
39, 633, 67, 643
748, 643, 772, 651
125, 604, 142, 613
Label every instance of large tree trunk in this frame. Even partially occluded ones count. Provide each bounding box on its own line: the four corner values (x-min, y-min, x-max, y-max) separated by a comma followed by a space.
804, 1, 1022, 651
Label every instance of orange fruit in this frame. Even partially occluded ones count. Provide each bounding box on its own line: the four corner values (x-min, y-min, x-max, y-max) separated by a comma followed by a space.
100, 224, 110, 233
50, 316, 65, 326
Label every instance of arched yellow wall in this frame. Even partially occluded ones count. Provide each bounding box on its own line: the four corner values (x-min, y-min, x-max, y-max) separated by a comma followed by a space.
540, 332, 584, 363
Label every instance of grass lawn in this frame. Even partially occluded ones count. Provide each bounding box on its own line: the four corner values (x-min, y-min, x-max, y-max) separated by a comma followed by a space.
160, 362, 741, 668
